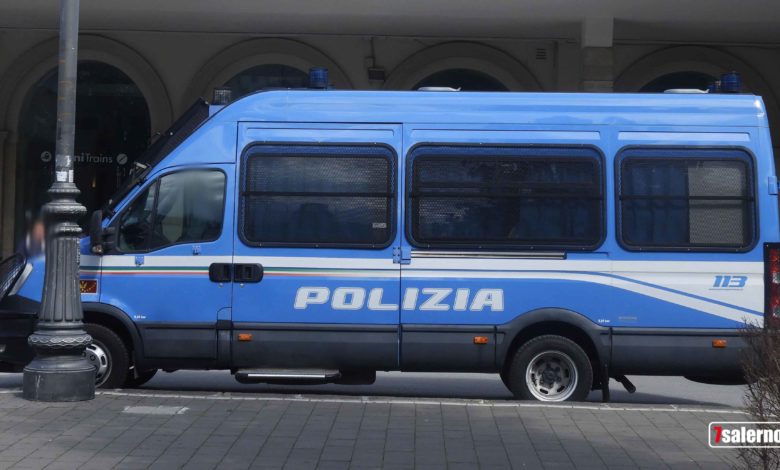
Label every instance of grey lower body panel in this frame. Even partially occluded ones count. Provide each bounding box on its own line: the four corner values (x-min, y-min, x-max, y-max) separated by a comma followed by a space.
87, 315, 756, 382
401, 325, 497, 372
137, 323, 217, 359
609, 328, 747, 379
230, 323, 498, 372
231, 323, 398, 370
136, 322, 218, 369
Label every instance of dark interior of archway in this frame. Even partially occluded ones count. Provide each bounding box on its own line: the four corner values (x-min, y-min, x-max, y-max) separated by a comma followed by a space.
223, 64, 309, 98
15, 60, 150, 245
640, 71, 716, 92
414, 68, 508, 91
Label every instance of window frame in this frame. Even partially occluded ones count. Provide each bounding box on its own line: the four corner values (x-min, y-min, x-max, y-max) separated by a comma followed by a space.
238, 143, 398, 249
615, 145, 759, 253
113, 168, 227, 254
405, 144, 607, 251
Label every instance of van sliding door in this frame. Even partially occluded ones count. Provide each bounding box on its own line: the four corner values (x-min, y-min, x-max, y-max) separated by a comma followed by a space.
231, 123, 402, 371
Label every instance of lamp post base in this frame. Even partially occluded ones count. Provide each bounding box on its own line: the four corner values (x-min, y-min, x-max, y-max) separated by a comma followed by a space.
23, 354, 95, 402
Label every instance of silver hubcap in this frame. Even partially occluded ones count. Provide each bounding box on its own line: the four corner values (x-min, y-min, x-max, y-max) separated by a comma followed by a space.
84, 341, 110, 386
525, 350, 578, 402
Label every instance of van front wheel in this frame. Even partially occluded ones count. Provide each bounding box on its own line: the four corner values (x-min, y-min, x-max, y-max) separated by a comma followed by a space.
84, 323, 130, 388
508, 335, 592, 402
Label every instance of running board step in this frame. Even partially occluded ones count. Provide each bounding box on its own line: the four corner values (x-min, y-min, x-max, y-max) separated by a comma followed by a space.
234, 368, 341, 384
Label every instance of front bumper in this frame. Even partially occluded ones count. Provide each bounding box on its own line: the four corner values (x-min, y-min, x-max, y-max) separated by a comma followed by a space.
0, 295, 37, 371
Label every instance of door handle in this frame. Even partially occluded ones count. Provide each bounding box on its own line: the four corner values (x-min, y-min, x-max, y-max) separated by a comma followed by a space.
209, 263, 232, 283
234, 263, 263, 283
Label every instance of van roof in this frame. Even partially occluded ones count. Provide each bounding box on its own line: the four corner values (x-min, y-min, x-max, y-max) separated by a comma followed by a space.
214, 90, 768, 128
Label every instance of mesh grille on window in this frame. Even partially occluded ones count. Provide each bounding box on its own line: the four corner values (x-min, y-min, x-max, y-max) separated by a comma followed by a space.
619, 153, 754, 249
241, 146, 394, 247
409, 146, 603, 248
246, 156, 390, 194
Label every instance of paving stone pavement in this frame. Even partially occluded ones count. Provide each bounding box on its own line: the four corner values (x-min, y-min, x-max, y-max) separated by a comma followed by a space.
0, 388, 745, 469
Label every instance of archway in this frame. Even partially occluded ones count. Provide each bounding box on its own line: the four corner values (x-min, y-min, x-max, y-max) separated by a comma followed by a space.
615, 46, 771, 99
639, 71, 718, 92
383, 42, 541, 91
0, 36, 170, 255
223, 64, 310, 98
186, 38, 352, 106
15, 61, 151, 242
414, 68, 509, 91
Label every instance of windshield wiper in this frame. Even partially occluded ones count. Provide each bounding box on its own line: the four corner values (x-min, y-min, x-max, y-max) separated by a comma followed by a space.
104, 161, 151, 217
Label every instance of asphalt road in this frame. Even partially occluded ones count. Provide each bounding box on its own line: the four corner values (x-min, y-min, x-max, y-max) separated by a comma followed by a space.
0, 370, 747, 408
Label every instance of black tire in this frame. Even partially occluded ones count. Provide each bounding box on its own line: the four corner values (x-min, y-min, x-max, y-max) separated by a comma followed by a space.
499, 369, 510, 389
507, 335, 593, 402
125, 369, 157, 388
84, 323, 130, 389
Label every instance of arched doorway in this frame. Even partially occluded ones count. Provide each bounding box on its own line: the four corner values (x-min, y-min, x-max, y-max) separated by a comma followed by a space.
383, 42, 542, 91
185, 38, 352, 107
639, 71, 717, 92
414, 68, 508, 91
15, 60, 151, 241
615, 46, 772, 99
223, 64, 310, 98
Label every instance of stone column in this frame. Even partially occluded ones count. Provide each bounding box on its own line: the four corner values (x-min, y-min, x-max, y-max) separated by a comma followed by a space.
581, 17, 614, 92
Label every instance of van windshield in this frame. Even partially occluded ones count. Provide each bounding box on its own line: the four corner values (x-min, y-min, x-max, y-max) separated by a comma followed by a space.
102, 99, 210, 215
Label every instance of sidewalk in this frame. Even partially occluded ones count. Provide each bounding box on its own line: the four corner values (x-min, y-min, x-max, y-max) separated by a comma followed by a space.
0, 388, 743, 469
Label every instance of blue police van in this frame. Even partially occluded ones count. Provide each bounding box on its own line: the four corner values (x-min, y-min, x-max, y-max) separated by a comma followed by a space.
0, 88, 776, 402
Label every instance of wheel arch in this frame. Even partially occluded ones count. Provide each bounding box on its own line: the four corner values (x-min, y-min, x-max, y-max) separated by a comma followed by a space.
497, 308, 610, 381
82, 302, 144, 364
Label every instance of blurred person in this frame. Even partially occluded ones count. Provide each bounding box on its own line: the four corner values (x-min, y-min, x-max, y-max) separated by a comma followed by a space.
23, 211, 45, 258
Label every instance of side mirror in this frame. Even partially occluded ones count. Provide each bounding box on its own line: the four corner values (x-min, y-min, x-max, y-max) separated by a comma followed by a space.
89, 210, 116, 255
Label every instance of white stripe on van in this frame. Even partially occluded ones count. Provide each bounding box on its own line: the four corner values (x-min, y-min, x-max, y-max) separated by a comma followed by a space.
98, 255, 762, 275
92, 256, 763, 322
404, 269, 761, 323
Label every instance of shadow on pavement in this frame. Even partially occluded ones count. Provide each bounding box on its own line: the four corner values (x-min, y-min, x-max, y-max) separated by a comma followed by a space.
0, 370, 746, 409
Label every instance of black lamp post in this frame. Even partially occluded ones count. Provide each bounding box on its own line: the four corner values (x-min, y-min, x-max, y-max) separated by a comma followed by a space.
22, 0, 95, 401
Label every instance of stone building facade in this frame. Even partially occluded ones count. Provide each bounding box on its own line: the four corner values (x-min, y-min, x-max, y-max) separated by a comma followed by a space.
1, 1, 779, 255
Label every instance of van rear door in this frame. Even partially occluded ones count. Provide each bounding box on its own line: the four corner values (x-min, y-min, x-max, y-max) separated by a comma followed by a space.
231, 123, 402, 371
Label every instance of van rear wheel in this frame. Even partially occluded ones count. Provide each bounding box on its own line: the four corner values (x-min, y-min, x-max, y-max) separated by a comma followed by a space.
508, 335, 592, 402
84, 323, 130, 388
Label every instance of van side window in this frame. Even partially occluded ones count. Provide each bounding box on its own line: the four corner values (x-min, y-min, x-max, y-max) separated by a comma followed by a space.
240, 145, 395, 247
618, 148, 755, 251
117, 170, 226, 252
408, 146, 604, 249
